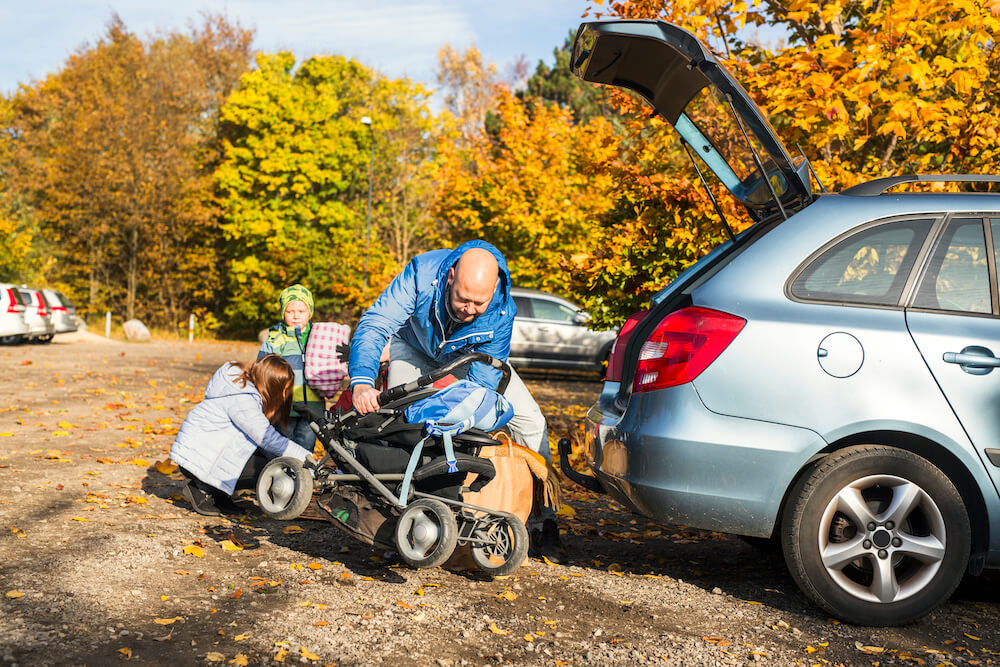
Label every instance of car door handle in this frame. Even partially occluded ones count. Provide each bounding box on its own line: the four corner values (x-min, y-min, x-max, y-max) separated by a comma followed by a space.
943, 346, 1000, 375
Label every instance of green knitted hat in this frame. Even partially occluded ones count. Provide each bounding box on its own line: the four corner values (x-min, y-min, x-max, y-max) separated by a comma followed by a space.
279, 284, 314, 317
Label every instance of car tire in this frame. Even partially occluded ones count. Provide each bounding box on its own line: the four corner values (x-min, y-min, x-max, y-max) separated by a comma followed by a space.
781, 445, 970, 626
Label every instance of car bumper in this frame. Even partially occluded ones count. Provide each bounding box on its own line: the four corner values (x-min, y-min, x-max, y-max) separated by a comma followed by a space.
584, 382, 827, 537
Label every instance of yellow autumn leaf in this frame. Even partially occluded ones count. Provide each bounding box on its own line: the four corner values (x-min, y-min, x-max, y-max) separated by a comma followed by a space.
6, 590, 25, 599
523, 634, 534, 642
154, 459, 178, 475
183, 545, 205, 558
51, 430, 69, 437
154, 617, 183, 625
282, 526, 304, 535
205, 652, 226, 663
307, 562, 322, 570
964, 633, 981, 641
300, 647, 320, 661
160, 595, 169, 601
496, 590, 517, 601
220, 540, 243, 552
72, 517, 89, 522
118, 647, 132, 658
233, 632, 251, 641
230, 655, 249, 666
274, 649, 288, 663
556, 504, 576, 516
131, 458, 150, 466
0, 432, 13, 437
488, 623, 510, 635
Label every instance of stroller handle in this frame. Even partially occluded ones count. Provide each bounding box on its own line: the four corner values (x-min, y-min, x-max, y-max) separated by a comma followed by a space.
377, 353, 512, 406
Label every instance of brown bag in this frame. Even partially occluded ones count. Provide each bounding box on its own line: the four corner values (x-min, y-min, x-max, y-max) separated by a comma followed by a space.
319, 488, 396, 551
444, 434, 537, 570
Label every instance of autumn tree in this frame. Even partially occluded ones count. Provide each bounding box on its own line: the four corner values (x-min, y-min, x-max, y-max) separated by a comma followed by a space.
4, 14, 253, 325
434, 86, 620, 296
436, 45, 500, 141
216, 53, 441, 331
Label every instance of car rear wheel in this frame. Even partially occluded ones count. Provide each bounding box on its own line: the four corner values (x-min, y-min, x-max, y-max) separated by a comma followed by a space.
781, 445, 970, 626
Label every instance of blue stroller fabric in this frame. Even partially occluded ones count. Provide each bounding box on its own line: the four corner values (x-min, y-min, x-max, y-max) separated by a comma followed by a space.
394, 381, 514, 505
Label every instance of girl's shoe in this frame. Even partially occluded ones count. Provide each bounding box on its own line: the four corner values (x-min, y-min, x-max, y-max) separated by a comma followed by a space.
181, 481, 221, 516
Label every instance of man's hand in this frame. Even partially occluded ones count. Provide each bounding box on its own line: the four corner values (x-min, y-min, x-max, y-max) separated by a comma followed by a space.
352, 384, 380, 414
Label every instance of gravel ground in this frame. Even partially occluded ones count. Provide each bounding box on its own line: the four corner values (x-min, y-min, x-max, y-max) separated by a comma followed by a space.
1, 336, 999, 666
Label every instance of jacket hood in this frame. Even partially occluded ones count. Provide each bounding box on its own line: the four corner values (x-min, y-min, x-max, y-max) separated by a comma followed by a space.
434, 240, 513, 305
204, 362, 259, 401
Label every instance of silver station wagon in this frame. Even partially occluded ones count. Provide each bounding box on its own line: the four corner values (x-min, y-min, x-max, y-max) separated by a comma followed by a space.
561, 19, 1000, 625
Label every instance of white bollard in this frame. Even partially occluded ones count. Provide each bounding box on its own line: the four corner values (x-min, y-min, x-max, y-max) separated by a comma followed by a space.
188, 313, 195, 342
105, 311, 111, 338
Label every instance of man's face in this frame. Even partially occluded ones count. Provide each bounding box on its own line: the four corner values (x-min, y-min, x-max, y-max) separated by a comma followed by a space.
447, 267, 495, 323
283, 300, 311, 328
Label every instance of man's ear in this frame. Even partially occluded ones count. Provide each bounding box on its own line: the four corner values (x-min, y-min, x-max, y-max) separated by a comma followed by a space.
447, 266, 455, 285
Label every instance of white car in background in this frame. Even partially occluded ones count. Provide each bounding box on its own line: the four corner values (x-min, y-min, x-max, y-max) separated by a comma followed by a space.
42, 289, 80, 334
508, 288, 617, 375
0, 284, 29, 344
18, 286, 55, 343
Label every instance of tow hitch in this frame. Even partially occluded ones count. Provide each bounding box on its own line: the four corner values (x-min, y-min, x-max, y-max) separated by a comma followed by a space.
557, 437, 605, 494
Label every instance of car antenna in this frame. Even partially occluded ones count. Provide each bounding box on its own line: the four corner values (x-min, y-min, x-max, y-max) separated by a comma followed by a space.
725, 94, 789, 221
681, 139, 736, 242
796, 143, 828, 193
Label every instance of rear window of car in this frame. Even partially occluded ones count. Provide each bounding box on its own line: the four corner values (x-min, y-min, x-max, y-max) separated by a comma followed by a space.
790, 218, 934, 306
913, 218, 992, 314
530, 298, 578, 323
512, 296, 533, 318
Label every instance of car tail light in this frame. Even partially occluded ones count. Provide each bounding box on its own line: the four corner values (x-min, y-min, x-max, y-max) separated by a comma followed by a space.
5, 288, 20, 314
35, 292, 48, 317
606, 309, 649, 382
632, 307, 746, 393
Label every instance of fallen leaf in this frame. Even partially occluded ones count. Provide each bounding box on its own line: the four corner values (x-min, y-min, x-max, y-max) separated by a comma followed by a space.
231, 589, 243, 599
220, 540, 243, 552
395, 601, 413, 609
71, 517, 90, 522
183, 545, 206, 558
274, 649, 288, 663
855, 642, 885, 654
6, 590, 25, 599
118, 647, 132, 658
233, 632, 251, 641
205, 652, 225, 663
154, 459, 178, 475
154, 617, 183, 625
496, 591, 517, 601
160, 595, 169, 601
283, 526, 305, 535
488, 623, 510, 635
230, 655, 249, 666
307, 563, 322, 570
314, 621, 329, 627
523, 634, 534, 642
300, 647, 320, 661
965, 633, 981, 641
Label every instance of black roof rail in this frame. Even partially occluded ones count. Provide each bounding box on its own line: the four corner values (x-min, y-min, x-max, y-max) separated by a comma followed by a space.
842, 174, 1000, 196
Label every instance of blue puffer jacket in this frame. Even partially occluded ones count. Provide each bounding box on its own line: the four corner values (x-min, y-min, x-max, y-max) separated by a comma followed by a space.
348, 240, 516, 391
170, 363, 311, 495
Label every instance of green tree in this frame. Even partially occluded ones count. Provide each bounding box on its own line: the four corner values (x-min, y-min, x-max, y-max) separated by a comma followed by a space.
216, 53, 442, 331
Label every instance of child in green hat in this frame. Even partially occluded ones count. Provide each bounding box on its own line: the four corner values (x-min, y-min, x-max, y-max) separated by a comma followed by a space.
258, 284, 323, 450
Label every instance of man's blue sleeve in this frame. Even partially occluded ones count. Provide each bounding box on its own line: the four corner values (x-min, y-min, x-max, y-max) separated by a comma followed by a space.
348, 260, 419, 388
466, 319, 512, 391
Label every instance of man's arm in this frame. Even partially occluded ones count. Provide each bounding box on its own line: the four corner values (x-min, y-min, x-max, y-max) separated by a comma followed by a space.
348, 259, 420, 390
466, 319, 512, 390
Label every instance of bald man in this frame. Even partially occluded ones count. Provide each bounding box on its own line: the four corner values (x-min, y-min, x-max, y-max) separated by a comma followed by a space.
347, 240, 547, 458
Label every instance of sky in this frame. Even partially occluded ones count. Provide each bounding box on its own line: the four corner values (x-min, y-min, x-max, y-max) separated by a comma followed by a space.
0, 1, 596, 98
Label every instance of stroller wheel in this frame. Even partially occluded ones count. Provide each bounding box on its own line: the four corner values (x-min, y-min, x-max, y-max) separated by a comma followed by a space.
394, 499, 458, 569
256, 457, 314, 520
470, 515, 528, 577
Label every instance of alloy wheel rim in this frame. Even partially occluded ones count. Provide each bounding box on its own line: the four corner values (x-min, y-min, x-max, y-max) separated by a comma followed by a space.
818, 474, 946, 604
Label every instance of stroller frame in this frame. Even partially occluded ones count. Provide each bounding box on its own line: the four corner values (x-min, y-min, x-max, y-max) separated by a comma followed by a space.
257, 353, 529, 576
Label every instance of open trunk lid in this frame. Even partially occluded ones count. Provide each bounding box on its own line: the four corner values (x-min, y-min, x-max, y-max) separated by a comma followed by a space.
571, 19, 813, 223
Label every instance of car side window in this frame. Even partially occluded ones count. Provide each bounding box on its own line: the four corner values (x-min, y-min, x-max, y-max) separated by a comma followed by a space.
913, 218, 991, 314
791, 219, 933, 306
512, 296, 533, 318
530, 298, 578, 323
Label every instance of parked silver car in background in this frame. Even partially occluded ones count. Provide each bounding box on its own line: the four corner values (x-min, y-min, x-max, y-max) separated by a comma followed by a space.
18, 287, 55, 344
42, 289, 80, 334
508, 288, 616, 375
565, 19, 1000, 626
0, 283, 29, 344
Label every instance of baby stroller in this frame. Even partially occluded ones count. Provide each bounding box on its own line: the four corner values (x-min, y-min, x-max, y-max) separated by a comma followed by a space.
255, 352, 529, 576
